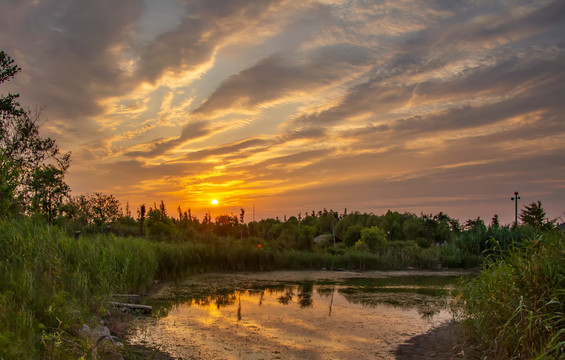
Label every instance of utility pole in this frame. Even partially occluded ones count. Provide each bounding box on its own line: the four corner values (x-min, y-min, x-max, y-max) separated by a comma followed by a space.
511, 191, 520, 227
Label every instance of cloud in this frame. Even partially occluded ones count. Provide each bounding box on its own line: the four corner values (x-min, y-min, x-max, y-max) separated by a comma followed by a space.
192, 43, 375, 116
2, 0, 564, 222
0, 0, 144, 122
134, 0, 286, 84
183, 138, 270, 161
123, 121, 211, 158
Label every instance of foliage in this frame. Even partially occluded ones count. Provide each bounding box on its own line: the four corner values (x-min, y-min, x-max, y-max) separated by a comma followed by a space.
520, 201, 554, 232
454, 231, 565, 359
146, 205, 177, 240
0, 217, 158, 359
28, 154, 71, 224
360, 226, 387, 250
0, 51, 71, 220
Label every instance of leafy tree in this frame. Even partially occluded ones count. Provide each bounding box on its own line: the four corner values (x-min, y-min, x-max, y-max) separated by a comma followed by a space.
298, 225, 315, 250
380, 210, 405, 241
0, 154, 19, 214
402, 215, 424, 241
146, 206, 175, 240
159, 199, 167, 216
28, 155, 71, 224
316, 212, 338, 235
0, 51, 22, 116
89, 192, 121, 226
59, 192, 120, 228
360, 226, 387, 251
343, 223, 363, 247
0, 51, 71, 217
214, 214, 238, 237
520, 201, 553, 231
421, 212, 454, 244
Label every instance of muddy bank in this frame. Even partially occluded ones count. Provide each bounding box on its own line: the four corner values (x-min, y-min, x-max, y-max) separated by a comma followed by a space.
395, 321, 483, 359
125, 270, 477, 359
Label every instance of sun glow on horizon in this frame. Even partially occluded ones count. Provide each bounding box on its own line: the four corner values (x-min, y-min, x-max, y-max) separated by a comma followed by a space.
211, 199, 218, 205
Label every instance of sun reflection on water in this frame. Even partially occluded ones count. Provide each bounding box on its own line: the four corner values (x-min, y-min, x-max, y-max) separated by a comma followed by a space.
130, 274, 460, 359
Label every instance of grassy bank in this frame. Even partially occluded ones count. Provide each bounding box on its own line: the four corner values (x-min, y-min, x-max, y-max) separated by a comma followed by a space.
454, 231, 565, 359
0, 217, 160, 359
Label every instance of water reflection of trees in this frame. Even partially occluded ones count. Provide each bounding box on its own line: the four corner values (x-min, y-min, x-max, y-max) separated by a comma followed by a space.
153, 280, 451, 320
340, 289, 448, 320
276, 283, 315, 308
278, 291, 294, 305
297, 282, 314, 308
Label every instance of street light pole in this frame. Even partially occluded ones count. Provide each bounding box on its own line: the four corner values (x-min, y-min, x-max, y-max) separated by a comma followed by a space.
511, 191, 520, 227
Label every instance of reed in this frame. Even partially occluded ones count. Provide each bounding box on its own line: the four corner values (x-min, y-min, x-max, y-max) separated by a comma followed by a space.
454, 231, 565, 359
0, 218, 159, 358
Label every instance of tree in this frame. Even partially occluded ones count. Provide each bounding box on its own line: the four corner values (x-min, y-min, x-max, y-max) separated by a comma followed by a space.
520, 201, 553, 231
146, 206, 175, 240
0, 51, 23, 116
491, 214, 500, 228
0, 51, 71, 217
60, 192, 120, 228
89, 192, 121, 226
0, 154, 19, 214
28, 154, 71, 224
360, 226, 387, 251
344, 224, 363, 247
214, 214, 238, 237
138, 204, 146, 236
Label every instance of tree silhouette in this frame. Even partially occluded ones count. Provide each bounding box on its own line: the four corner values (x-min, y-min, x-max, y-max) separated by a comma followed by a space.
1, 51, 71, 217
520, 201, 553, 231
138, 204, 146, 236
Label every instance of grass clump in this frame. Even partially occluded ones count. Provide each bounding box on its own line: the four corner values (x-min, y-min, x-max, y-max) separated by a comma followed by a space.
454, 231, 565, 359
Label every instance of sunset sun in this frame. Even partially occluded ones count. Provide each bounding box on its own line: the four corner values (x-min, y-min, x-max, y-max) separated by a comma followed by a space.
211, 199, 218, 205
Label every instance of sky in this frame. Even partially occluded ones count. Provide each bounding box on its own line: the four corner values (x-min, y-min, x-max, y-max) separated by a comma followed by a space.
1, 0, 564, 224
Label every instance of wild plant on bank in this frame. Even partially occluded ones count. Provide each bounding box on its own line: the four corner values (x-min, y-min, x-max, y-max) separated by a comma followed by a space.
454, 231, 565, 359
0, 217, 158, 359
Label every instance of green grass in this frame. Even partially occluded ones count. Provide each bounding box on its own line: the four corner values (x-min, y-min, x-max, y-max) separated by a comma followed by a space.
454, 231, 565, 359
0, 217, 159, 359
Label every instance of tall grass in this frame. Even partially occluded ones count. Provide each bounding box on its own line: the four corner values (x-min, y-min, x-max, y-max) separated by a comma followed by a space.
0, 217, 159, 359
454, 231, 565, 359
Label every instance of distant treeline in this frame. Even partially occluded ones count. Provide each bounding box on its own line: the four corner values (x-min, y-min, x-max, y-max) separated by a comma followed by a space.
42, 191, 557, 270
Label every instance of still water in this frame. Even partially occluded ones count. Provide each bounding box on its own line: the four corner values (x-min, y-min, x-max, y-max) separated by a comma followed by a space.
128, 270, 467, 359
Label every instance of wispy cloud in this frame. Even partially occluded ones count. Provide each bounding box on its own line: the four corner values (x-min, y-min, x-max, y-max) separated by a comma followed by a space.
1, 0, 564, 222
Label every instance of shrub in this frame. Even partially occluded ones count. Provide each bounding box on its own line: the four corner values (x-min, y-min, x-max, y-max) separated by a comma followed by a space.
360, 226, 387, 251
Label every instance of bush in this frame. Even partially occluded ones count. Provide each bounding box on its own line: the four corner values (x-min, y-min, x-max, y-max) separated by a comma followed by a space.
360, 226, 387, 251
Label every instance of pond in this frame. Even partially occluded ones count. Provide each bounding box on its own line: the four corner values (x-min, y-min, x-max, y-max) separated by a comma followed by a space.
127, 270, 471, 359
